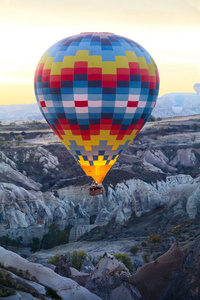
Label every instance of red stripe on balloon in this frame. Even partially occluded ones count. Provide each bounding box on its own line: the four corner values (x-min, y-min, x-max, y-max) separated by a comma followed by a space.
40, 101, 46, 107
101, 119, 112, 125
61, 68, 74, 74
74, 62, 88, 74
50, 81, 61, 88
42, 75, 50, 82
117, 74, 130, 81
75, 101, 88, 107
127, 101, 138, 107
43, 69, 51, 75
90, 130, 100, 135
88, 68, 102, 81
102, 81, 117, 88
90, 125, 100, 130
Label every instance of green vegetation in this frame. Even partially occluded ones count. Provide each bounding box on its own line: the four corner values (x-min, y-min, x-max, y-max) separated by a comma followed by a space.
71, 250, 88, 271
0, 234, 23, 248
31, 237, 40, 252
0, 286, 14, 298
141, 241, 147, 247
47, 250, 88, 271
47, 253, 61, 266
147, 115, 162, 122
169, 221, 200, 243
190, 123, 199, 131
130, 246, 139, 255
47, 251, 133, 273
45, 287, 62, 300
147, 115, 156, 122
142, 254, 149, 263
147, 234, 161, 244
113, 253, 133, 272
41, 223, 70, 250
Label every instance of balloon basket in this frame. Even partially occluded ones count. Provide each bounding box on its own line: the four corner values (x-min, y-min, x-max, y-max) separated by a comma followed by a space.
89, 182, 103, 196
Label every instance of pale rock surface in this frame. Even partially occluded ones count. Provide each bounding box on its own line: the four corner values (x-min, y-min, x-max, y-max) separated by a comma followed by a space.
0, 147, 200, 242
1, 292, 41, 300
170, 148, 196, 167
0, 173, 200, 242
0, 161, 41, 190
137, 149, 177, 172
186, 183, 200, 219
69, 224, 97, 242
0, 246, 102, 300
86, 253, 142, 300
81, 256, 95, 273
0, 151, 17, 170
21, 146, 60, 172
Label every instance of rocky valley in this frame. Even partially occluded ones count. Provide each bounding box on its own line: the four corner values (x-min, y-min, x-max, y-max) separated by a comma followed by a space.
0, 115, 200, 299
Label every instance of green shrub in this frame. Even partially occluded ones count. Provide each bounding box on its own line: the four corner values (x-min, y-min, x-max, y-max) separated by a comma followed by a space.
31, 237, 40, 252
71, 250, 87, 271
47, 249, 90, 271
130, 246, 139, 255
141, 241, 147, 247
190, 123, 198, 131
45, 287, 62, 300
142, 254, 149, 263
147, 115, 156, 122
47, 253, 61, 266
147, 234, 161, 244
0, 234, 22, 247
41, 223, 70, 249
113, 253, 133, 272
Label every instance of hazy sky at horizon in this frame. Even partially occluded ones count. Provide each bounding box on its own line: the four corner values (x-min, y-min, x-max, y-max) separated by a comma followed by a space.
0, 0, 200, 105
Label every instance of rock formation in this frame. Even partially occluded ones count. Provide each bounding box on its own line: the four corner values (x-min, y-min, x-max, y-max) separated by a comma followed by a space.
160, 236, 200, 300
86, 253, 142, 300
0, 246, 102, 300
0, 145, 200, 244
0, 115, 200, 244
133, 242, 185, 300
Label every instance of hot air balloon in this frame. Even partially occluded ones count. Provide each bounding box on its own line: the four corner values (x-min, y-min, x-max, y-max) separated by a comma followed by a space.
172, 94, 184, 114
172, 103, 182, 114
34, 32, 159, 195
193, 83, 200, 94
174, 94, 184, 106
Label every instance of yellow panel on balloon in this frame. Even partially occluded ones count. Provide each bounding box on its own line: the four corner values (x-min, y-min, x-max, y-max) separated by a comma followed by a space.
36, 52, 50, 69
88, 56, 102, 68
137, 57, 148, 69
148, 62, 156, 76
125, 51, 138, 63
62, 56, 76, 68
115, 56, 129, 68
102, 62, 116, 74
51, 62, 62, 75
93, 156, 107, 166
75, 50, 89, 61
44, 57, 54, 69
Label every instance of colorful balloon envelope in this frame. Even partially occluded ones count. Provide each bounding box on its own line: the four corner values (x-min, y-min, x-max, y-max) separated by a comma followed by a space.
34, 32, 159, 183
172, 103, 183, 114
174, 94, 185, 105
193, 83, 200, 95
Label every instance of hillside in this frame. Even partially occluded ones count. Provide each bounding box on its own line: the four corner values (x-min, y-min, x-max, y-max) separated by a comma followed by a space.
0, 115, 199, 248
0, 114, 200, 299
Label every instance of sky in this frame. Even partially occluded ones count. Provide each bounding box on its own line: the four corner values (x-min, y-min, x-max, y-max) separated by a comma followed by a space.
0, 0, 200, 105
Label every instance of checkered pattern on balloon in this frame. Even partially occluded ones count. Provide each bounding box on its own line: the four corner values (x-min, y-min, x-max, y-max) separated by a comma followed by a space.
34, 33, 159, 183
